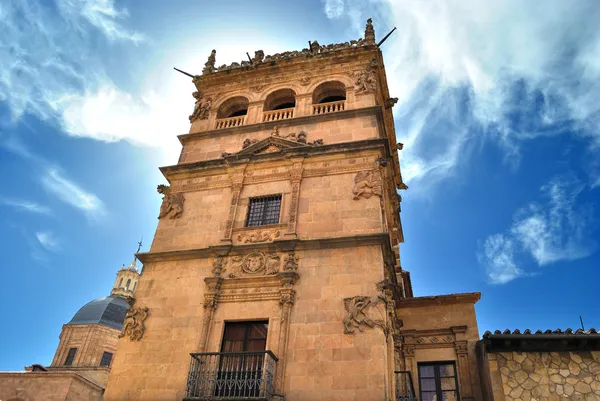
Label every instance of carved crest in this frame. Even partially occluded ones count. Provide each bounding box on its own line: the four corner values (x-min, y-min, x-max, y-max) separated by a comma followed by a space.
157, 185, 184, 219
352, 169, 382, 200
119, 299, 149, 341
225, 252, 281, 278
354, 59, 379, 94
342, 295, 386, 334
189, 91, 212, 122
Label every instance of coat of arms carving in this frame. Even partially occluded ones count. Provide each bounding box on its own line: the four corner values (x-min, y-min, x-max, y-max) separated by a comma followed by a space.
352, 169, 382, 200
119, 299, 149, 341
342, 295, 386, 334
157, 185, 184, 219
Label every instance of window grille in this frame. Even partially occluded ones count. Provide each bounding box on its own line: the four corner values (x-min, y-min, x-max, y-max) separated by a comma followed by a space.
100, 351, 113, 367
418, 362, 459, 401
64, 348, 77, 366
245, 195, 282, 227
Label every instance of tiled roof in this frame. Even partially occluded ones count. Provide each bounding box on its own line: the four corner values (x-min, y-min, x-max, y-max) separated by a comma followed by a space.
483, 328, 598, 337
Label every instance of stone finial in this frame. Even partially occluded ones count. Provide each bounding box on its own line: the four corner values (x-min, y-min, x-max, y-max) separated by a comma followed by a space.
365, 18, 375, 45
202, 49, 216, 75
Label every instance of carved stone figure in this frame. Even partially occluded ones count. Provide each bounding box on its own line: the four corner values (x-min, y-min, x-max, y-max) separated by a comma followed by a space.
157, 185, 184, 219
310, 40, 321, 52
242, 138, 258, 149
265, 253, 281, 275
252, 50, 265, 64
364, 18, 376, 45
119, 300, 149, 341
385, 97, 398, 109
310, 138, 324, 146
355, 62, 378, 94
342, 296, 385, 334
212, 256, 227, 277
189, 91, 212, 122
352, 169, 383, 200
283, 251, 299, 272
271, 126, 280, 136
202, 49, 216, 75
237, 230, 280, 243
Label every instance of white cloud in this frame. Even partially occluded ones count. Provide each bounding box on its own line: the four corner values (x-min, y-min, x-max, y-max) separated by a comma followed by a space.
324, 0, 600, 191
322, 0, 345, 18
0, 198, 51, 215
41, 168, 105, 219
479, 175, 596, 284
35, 231, 61, 252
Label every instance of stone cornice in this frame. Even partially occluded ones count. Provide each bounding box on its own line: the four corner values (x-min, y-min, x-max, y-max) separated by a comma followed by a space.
136, 233, 395, 264
160, 138, 390, 181
396, 292, 481, 308
178, 106, 383, 144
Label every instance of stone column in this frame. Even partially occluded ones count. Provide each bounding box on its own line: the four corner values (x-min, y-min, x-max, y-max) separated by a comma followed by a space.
274, 271, 299, 398
455, 341, 474, 400
197, 277, 222, 352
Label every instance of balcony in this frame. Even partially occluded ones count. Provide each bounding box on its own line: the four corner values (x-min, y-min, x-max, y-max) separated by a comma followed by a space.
215, 115, 246, 130
262, 108, 294, 122
312, 100, 345, 115
184, 351, 278, 400
395, 371, 416, 401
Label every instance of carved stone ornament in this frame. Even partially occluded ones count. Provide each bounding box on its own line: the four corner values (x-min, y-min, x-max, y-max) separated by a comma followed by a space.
242, 138, 258, 149
237, 230, 281, 243
385, 97, 398, 109
189, 91, 212, 122
119, 299, 149, 341
352, 169, 382, 200
299, 76, 311, 86
250, 83, 267, 93
342, 295, 386, 334
283, 251, 299, 272
354, 59, 379, 94
279, 292, 295, 305
226, 252, 281, 278
157, 185, 184, 219
202, 49, 216, 75
364, 18, 376, 45
212, 256, 227, 277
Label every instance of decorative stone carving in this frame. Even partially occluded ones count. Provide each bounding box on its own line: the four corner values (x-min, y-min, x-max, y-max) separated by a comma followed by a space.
455, 341, 469, 354
237, 230, 281, 243
252, 50, 265, 64
250, 84, 267, 93
385, 97, 398, 109
202, 49, 216, 75
242, 138, 258, 149
299, 76, 311, 86
354, 59, 379, 94
157, 185, 184, 219
364, 18, 376, 45
404, 345, 416, 357
189, 91, 212, 122
283, 251, 299, 272
227, 252, 281, 277
279, 292, 295, 305
342, 295, 386, 334
265, 253, 281, 275
352, 169, 382, 200
119, 299, 149, 341
212, 256, 227, 277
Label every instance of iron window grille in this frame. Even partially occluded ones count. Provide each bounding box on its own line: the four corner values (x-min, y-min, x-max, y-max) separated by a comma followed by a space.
100, 351, 113, 367
64, 348, 77, 366
418, 361, 460, 401
245, 195, 282, 227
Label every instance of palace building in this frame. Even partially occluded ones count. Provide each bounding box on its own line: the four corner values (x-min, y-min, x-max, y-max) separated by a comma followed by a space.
1, 18, 599, 401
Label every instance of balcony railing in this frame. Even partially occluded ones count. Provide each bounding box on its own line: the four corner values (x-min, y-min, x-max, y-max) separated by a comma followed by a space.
312, 100, 345, 115
262, 108, 294, 122
185, 351, 278, 400
215, 115, 246, 130
395, 371, 416, 401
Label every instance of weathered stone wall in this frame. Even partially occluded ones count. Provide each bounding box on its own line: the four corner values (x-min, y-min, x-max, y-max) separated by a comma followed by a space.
488, 350, 600, 400
0, 372, 103, 401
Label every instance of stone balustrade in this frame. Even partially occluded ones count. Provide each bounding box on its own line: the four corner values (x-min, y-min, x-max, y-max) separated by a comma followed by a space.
262, 108, 294, 122
215, 115, 246, 129
312, 100, 345, 115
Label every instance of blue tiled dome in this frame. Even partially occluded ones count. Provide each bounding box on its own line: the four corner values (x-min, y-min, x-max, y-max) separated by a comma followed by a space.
68, 296, 129, 330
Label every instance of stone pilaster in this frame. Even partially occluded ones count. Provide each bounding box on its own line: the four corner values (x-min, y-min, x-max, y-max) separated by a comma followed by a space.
198, 277, 222, 352
285, 159, 303, 239
455, 341, 474, 400
275, 271, 299, 397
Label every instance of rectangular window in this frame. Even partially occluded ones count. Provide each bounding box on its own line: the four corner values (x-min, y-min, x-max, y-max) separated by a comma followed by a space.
418, 362, 459, 401
221, 321, 269, 352
64, 348, 77, 366
245, 195, 282, 227
100, 351, 113, 367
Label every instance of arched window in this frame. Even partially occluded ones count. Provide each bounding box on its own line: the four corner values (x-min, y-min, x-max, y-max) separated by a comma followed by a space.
217, 96, 249, 119
119, 278, 123, 288
312, 81, 346, 104
133, 282, 137, 292
126, 279, 131, 290
263, 89, 296, 111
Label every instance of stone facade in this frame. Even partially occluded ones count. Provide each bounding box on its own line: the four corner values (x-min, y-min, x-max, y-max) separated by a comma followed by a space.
0, 371, 104, 401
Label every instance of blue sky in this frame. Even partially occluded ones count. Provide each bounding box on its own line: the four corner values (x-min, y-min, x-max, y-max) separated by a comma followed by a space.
1, 0, 599, 370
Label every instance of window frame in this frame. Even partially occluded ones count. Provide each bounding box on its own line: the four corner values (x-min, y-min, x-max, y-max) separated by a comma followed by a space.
417, 361, 460, 401
245, 194, 283, 228
220, 320, 269, 353
99, 351, 113, 367
64, 347, 77, 366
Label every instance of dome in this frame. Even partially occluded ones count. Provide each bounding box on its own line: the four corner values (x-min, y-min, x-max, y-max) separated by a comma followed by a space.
68, 295, 130, 330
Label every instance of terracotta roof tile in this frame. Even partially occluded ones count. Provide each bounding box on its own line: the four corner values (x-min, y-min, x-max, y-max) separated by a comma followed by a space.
483, 328, 598, 338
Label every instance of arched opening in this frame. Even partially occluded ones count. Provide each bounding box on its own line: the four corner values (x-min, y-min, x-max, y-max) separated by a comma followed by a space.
119, 278, 123, 288
216, 96, 249, 119
263, 89, 296, 111
133, 282, 137, 292
312, 81, 346, 104
126, 279, 131, 290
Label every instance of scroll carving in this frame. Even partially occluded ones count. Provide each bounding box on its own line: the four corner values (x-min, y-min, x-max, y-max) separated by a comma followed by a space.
189, 91, 212, 122
283, 251, 299, 272
352, 169, 382, 200
237, 230, 280, 243
354, 59, 379, 94
119, 299, 149, 341
342, 295, 386, 334
157, 185, 184, 219
212, 256, 227, 277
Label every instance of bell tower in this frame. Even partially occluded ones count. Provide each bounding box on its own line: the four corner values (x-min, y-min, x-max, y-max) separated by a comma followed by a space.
105, 19, 413, 401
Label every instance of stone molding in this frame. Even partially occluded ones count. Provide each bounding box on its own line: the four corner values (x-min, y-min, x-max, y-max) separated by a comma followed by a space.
396, 293, 481, 308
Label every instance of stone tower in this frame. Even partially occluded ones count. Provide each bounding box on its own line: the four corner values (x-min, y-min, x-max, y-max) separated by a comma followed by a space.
104, 19, 427, 401
111, 256, 141, 298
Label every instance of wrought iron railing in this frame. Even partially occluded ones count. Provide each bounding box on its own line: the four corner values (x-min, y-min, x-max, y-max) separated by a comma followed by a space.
185, 351, 278, 400
395, 370, 416, 401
